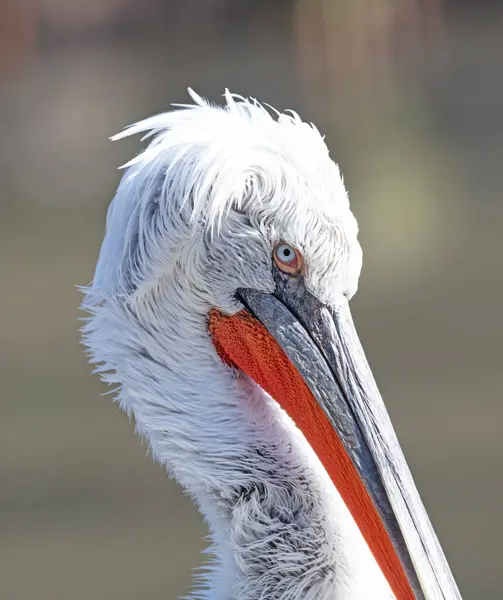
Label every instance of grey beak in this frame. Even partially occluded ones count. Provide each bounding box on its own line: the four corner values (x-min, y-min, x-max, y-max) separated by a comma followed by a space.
237, 274, 461, 600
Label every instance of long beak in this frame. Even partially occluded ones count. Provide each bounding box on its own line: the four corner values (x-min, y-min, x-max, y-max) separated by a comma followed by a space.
208, 275, 461, 600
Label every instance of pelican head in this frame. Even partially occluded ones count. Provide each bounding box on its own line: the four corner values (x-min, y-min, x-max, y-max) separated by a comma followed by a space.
81, 90, 461, 600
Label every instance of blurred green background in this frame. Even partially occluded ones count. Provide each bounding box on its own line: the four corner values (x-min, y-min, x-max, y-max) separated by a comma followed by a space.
1, 1, 502, 598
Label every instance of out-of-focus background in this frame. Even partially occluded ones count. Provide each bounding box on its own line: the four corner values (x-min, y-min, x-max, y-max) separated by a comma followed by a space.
1, 1, 502, 598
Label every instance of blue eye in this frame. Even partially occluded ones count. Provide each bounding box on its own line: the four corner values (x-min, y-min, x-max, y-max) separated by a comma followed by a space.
273, 243, 303, 274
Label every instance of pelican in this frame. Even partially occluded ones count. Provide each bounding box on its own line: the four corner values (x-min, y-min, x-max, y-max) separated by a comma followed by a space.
81, 90, 461, 600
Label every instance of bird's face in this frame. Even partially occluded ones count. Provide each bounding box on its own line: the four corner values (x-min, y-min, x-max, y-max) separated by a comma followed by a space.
198, 188, 362, 317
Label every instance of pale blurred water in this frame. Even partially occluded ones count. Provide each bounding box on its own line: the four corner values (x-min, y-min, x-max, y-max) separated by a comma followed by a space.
0, 3, 502, 599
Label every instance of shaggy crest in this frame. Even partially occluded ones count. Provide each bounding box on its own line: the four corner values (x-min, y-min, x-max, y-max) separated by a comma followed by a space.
86, 88, 354, 308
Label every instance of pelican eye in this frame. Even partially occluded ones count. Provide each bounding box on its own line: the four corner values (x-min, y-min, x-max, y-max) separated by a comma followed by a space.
273, 243, 303, 275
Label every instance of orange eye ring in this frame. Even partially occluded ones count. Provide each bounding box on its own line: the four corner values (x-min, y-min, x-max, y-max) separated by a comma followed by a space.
273, 243, 304, 275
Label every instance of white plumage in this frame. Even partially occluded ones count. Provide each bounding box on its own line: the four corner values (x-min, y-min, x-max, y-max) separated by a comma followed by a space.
81, 90, 460, 600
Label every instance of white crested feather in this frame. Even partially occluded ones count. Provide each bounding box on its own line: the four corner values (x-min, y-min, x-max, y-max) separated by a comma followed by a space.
86, 88, 358, 308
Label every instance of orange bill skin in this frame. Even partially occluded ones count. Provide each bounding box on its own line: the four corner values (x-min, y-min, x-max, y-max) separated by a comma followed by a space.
209, 308, 415, 600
